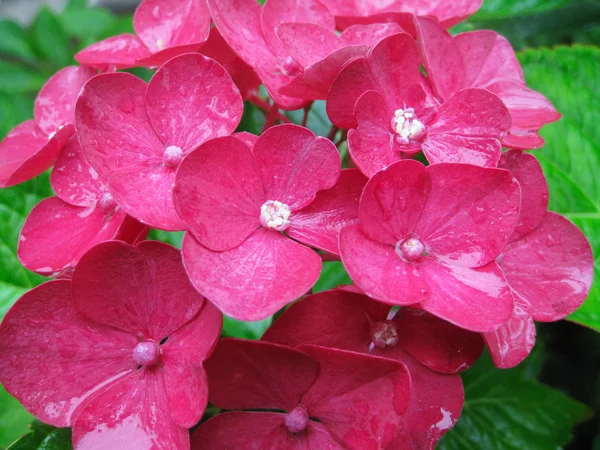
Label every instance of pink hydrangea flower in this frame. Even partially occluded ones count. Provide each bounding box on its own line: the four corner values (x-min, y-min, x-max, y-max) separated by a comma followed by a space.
416, 17, 560, 149
208, 0, 335, 110
327, 33, 511, 176
0, 241, 222, 449
192, 339, 411, 449
277, 22, 403, 101
0, 66, 95, 188
483, 151, 594, 368
75, 0, 211, 70
18, 137, 147, 277
75, 53, 243, 231
263, 289, 484, 449
325, 0, 482, 34
174, 124, 365, 320
340, 159, 521, 332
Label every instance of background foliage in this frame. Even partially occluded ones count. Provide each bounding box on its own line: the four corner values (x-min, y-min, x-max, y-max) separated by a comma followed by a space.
0, 0, 599, 448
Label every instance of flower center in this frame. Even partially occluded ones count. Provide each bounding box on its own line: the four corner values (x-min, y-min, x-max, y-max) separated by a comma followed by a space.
371, 321, 399, 348
98, 192, 117, 214
163, 145, 183, 168
260, 200, 291, 231
391, 108, 426, 145
132, 341, 161, 366
285, 406, 309, 433
395, 237, 425, 262
281, 56, 301, 77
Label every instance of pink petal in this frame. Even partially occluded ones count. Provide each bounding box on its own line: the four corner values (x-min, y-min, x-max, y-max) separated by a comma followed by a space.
383, 349, 463, 449
336, 12, 417, 36
430, 0, 482, 28
191, 412, 293, 449
146, 53, 243, 153
75, 34, 152, 70
502, 129, 546, 150
340, 23, 405, 46
34, 66, 96, 135
162, 363, 208, 429
174, 136, 264, 251
416, 163, 521, 267
181, 229, 322, 321
339, 224, 429, 306
418, 260, 514, 332
500, 212, 594, 322
72, 370, 190, 450
0, 281, 136, 427
133, 0, 211, 54
483, 295, 536, 369
499, 150, 548, 241
114, 215, 151, 244
276, 23, 343, 69
261, 0, 335, 60
395, 308, 483, 374
415, 17, 465, 102
254, 124, 340, 210
300, 345, 410, 449
135, 43, 209, 68
51, 136, 106, 207
75, 72, 184, 230
424, 88, 510, 167
72, 241, 205, 340
358, 159, 428, 245
287, 169, 367, 255
18, 197, 127, 276
350, 90, 405, 177
205, 339, 319, 411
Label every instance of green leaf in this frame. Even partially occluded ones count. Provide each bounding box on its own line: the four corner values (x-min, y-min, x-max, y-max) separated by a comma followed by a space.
286, 101, 333, 137
472, 0, 573, 20
0, 20, 36, 61
517, 45, 600, 331
30, 8, 73, 68
0, 60, 47, 94
438, 353, 589, 449
59, 8, 116, 40
0, 386, 34, 448
147, 230, 184, 249
6, 421, 69, 450
313, 261, 352, 293
222, 316, 273, 339
38, 429, 72, 450
0, 93, 34, 138
0, 173, 53, 318
237, 102, 265, 135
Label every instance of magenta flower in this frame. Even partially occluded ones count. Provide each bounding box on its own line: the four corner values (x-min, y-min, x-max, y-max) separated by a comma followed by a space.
327, 33, 511, 176
75, 53, 243, 231
18, 137, 147, 277
0, 66, 95, 188
75, 0, 210, 70
0, 241, 222, 448
208, 0, 334, 109
263, 289, 484, 449
174, 124, 365, 320
416, 17, 560, 149
340, 159, 521, 332
277, 22, 403, 101
192, 339, 411, 449
483, 151, 594, 368
324, 0, 482, 34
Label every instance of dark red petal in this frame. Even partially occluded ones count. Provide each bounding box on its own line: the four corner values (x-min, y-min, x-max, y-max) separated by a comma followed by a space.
181, 229, 321, 321
288, 169, 367, 255
133, 0, 211, 54
51, 136, 106, 207
0, 281, 136, 427
173, 136, 264, 251
75, 34, 151, 70
276, 23, 343, 68
358, 159, 428, 246
162, 362, 208, 428
300, 345, 411, 449
72, 240, 204, 340
419, 260, 514, 333
499, 150, 549, 242
72, 370, 190, 449
417, 163, 521, 267
339, 224, 429, 305
205, 339, 319, 411
254, 124, 340, 210
18, 197, 127, 276
500, 212, 594, 322
483, 295, 536, 369
34, 66, 95, 135
146, 53, 243, 154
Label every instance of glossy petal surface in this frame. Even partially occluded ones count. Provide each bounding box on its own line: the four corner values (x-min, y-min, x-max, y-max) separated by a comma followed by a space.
72, 241, 204, 340
75, 34, 151, 70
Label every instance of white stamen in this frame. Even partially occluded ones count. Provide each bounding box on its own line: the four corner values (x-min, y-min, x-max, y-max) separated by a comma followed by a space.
392, 107, 426, 145
260, 200, 291, 231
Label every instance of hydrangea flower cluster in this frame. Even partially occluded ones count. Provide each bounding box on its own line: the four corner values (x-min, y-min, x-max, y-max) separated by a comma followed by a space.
0, 0, 594, 448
